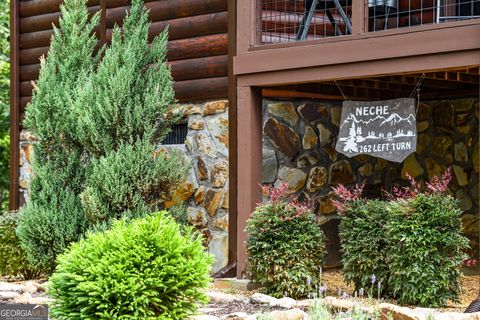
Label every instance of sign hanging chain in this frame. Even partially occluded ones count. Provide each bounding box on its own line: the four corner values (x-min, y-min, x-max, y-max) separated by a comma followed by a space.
409, 73, 425, 113
409, 73, 425, 99
334, 80, 350, 101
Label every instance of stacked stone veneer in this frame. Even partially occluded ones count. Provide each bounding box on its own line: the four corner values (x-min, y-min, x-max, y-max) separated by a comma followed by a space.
159, 100, 229, 274
19, 131, 35, 205
262, 98, 479, 264
18, 100, 230, 274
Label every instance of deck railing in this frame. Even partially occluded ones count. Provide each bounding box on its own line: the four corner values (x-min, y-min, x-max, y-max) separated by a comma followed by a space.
256, 0, 480, 45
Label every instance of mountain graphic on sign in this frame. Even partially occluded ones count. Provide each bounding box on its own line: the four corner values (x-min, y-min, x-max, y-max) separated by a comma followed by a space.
379, 113, 415, 126
342, 113, 415, 127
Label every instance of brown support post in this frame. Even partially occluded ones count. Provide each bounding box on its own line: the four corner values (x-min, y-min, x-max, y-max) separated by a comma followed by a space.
9, 0, 20, 211
351, 0, 367, 34
227, 0, 238, 276
236, 85, 262, 278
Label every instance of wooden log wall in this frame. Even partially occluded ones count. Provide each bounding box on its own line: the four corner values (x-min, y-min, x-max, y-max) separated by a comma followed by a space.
10, 0, 230, 209
16, 0, 228, 116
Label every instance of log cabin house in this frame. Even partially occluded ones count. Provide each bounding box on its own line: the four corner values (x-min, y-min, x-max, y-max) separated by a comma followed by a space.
9, 0, 480, 277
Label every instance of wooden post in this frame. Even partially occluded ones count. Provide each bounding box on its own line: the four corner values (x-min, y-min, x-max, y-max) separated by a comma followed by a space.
228, 0, 238, 276
236, 85, 262, 278
9, 0, 20, 211
351, 0, 367, 35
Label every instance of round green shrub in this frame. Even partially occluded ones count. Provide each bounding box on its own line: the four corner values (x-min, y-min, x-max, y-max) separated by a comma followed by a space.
48, 212, 213, 319
0, 212, 42, 279
246, 186, 326, 299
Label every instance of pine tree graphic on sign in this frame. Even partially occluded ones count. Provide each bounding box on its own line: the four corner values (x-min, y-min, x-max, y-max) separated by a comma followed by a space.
344, 121, 358, 152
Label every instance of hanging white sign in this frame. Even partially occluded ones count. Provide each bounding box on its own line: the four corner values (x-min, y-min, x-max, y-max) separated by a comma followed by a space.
335, 98, 417, 162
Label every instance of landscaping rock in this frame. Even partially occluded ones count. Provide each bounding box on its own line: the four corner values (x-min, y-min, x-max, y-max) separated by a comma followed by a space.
0, 292, 21, 300
379, 303, 419, 320
22, 281, 39, 294
270, 297, 296, 309
324, 297, 356, 311
268, 308, 307, 320
29, 296, 51, 305
250, 293, 277, 305
206, 292, 246, 304
294, 299, 314, 309
14, 292, 32, 304
0, 283, 24, 293
190, 315, 221, 320
220, 312, 251, 320
36, 282, 48, 293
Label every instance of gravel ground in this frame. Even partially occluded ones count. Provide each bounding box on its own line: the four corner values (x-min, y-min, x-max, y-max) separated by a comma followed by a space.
203, 301, 287, 317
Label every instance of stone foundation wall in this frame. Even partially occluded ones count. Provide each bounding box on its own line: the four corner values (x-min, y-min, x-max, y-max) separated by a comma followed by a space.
19, 131, 35, 205
262, 98, 479, 264
18, 99, 230, 274
160, 100, 229, 274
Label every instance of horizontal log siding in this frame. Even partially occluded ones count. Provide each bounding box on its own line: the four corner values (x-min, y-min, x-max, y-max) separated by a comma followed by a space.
17, 0, 229, 114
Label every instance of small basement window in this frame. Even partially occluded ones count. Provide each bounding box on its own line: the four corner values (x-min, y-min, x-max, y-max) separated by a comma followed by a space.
161, 122, 188, 145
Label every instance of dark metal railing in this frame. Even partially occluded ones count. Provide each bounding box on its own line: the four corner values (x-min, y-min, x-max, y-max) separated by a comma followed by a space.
257, 0, 352, 44
368, 0, 480, 32
256, 0, 479, 45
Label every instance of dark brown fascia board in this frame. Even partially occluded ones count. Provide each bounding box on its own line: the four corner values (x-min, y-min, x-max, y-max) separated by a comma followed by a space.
236, 50, 480, 88
234, 22, 480, 77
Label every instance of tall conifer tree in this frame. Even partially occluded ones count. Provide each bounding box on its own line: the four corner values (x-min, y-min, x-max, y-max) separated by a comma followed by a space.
76, 0, 186, 225
18, 0, 186, 272
17, 0, 99, 272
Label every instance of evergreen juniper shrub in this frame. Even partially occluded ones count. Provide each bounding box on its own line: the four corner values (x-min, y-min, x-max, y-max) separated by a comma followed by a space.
17, 0, 97, 273
246, 183, 326, 299
17, 0, 187, 272
49, 212, 213, 320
